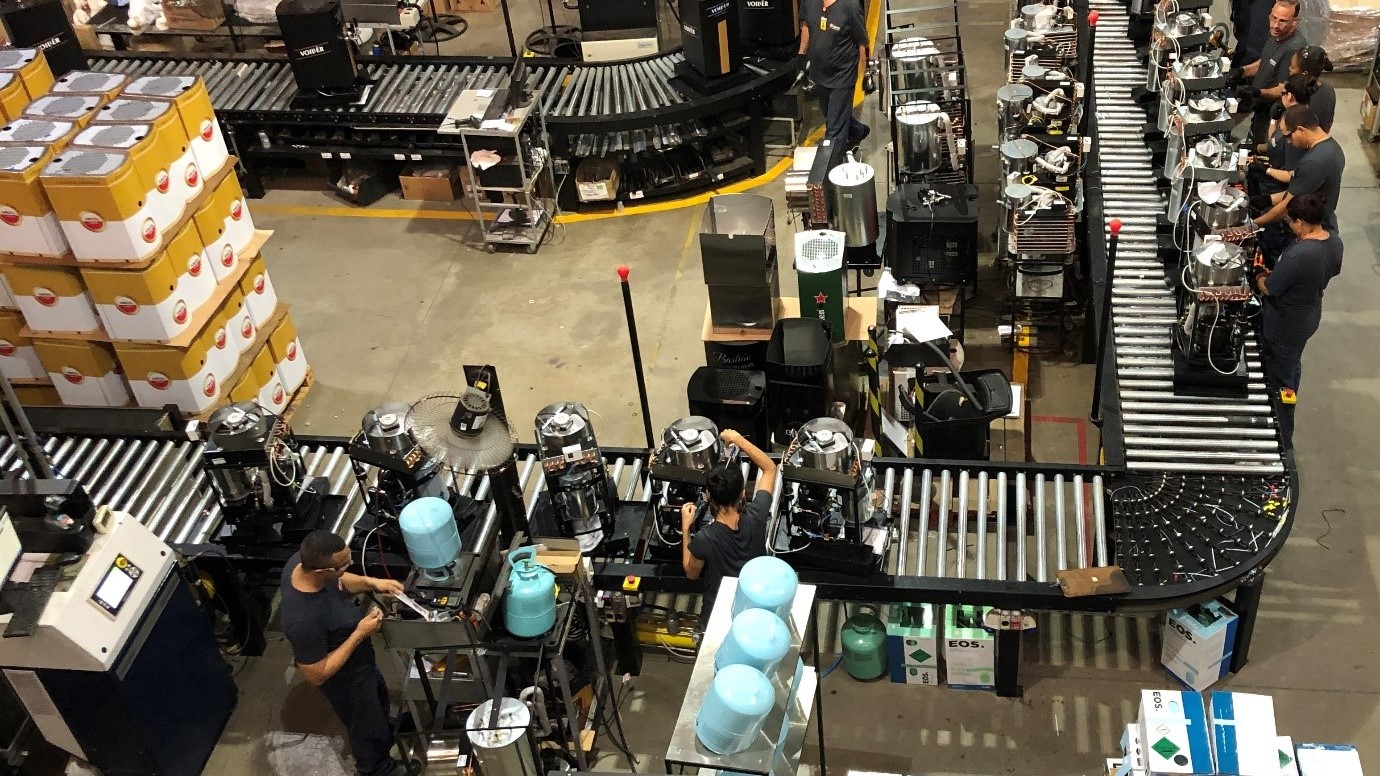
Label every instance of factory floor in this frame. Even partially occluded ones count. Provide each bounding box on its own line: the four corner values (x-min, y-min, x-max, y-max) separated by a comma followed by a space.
73, 2, 1380, 775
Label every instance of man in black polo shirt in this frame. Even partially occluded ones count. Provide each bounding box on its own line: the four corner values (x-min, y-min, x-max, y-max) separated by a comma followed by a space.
798, 0, 870, 157
1254, 104, 1343, 263
281, 530, 407, 776
1229, 0, 1306, 145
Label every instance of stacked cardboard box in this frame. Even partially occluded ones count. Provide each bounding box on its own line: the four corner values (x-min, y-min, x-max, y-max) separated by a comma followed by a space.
0, 52, 310, 415
1161, 600, 1240, 691
1115, 689, 1364, 776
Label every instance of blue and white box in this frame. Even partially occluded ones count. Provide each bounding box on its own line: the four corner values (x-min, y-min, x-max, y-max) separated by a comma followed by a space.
1137, 689, 1214, 775
1295, 743, 1364, 776
1161, 600, 1239, 691
1278, 737, 1299, 776
1208, 692, 1279, 776
1120, 724, 1147, 776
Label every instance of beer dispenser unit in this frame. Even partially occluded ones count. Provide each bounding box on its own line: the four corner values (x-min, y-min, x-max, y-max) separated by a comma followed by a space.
646, 416, 732, 560
532, 402, 623, 553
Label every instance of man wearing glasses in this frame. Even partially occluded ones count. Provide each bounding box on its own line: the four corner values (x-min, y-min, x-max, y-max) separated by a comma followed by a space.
1253, 105, 1344, 265
1227, 0, 1306, 145
281, 529, 407, 776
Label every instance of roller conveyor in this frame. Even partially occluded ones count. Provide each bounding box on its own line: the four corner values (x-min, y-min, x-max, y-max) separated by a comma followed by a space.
1089, 0, 1285, 476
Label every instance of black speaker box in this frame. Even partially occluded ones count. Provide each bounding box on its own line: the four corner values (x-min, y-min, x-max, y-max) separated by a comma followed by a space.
277, 0, 358, 93
738, 0, 797, 49
679, 0, 740, 78
0, 0, 86, 76
765, 318, 832, 440
687, 367, 770, 450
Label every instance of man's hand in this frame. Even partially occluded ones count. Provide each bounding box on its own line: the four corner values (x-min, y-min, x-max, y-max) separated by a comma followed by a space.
1225, 66, 1246, 85
681, 503, 697, 536
371, 577, 405, 597
355, 608, 384, 638
1248, 158, 1269, 175
1233, 84, 1261, 100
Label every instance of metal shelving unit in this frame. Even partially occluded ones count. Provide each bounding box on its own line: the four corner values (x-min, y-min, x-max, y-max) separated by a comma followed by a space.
449, 87, 559, 253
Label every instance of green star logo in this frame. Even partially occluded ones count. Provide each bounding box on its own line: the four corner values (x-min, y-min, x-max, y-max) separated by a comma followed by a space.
1152, 737, 1182, 760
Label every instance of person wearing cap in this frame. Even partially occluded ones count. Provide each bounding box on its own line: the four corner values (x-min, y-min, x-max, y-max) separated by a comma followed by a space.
1227, 0, 1307, 146
1290, 45, 1335, 130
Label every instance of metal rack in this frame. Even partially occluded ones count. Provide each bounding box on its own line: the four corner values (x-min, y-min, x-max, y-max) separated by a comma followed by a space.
447, 88, 559, 253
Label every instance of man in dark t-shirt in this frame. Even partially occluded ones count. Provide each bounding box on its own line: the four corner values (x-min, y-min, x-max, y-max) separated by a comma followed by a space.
1254, 105, 1344, 264
1230, 0, 1305, 145
280, 530, 407, 776
682, 428, 778, 619
798, 0, 870, 157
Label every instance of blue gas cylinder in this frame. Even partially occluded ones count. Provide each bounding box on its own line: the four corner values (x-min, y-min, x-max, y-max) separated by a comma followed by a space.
399, 497, 460, 579
504, 546, 557, 638
715, 608, 791, 676
732, 556, 798, 621
695, 664, 774, 754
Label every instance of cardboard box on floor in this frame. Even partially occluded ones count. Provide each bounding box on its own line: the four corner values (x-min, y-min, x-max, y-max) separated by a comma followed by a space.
1161, 599, 1238, 691
399, 163, 463, 201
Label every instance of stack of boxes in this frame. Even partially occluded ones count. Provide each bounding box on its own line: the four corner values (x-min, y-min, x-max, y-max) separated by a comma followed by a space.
1162, 600, 1241, 691
1112, 689, 1363, 776
0, 50, 310, 415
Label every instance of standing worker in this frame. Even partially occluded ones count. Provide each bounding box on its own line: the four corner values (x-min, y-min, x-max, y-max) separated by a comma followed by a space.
1254, 192, 1342, 442
1247, 73, 1317, 199
281, 530, 409, 776
798, 0, 871, 159
1227, 0, 1305, 146
681, 428, 778, 620
1253, 105, 1344, 264
1290, 45, 1335, 130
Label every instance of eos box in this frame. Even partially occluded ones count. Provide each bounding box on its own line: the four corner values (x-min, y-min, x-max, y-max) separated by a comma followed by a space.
237, 256, 278, 327
1278, 737, 1299, 776
0, 144, 67, 257
5, 264, 101, 333
114, 320, 235, 412
943, 605, 994, 689
94, 99, 203, 208
886, 603, 938, 685
193, 174, 255, 282
1209, 692, 1279, 776
33, 339, 130, 406
122, 76, 228, 177
268, 311, 307, 392
1120, 724, 1147, 776
1162, 599, 1238, 691
82, 220, 215, 341
0, 309, 44, 379
1295, 743, 1363, 776
1137, 689, 1214, 775
40, 149, 165, 263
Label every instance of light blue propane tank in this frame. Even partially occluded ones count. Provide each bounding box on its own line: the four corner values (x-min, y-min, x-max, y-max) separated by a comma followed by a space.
695, 664, 774, 755
504, 546, 557, 638
398, 497, 460, 580
715, 608, 791, 676
732, 556, 798, 622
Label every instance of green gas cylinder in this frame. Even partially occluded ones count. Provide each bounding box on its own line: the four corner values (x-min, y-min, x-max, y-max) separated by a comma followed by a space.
841, 605, 888, 680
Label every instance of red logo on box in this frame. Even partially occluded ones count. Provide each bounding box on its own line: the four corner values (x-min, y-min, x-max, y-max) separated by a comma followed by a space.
240, 317, 253, 339
0, 340, 15, 357
0, 206, 20, 226
80, 211, 105, 233
172, 300, 188, 325
188, 254, 203, 277
185, 163, 199, 187
220, 244, 234, 268
33, 287, 57, 307
203, 373, 217, 397
200, 119, 214, 142
253, 274, 265, 294
287, 341, 298, 360
148, 372, 171, 390
115, 296, 139, 315
272, 384, 284, 404
155, 169, 170, 194
141, 218, 157, 243
230, 200, 243, 221
61, 367, 83, 385
214, 326, 228, 350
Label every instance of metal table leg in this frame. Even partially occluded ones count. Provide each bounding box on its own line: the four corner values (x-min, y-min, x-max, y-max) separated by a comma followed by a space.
810, 598, 827, 773
1230, 569, 1266, 674
995, 629, 1023, 698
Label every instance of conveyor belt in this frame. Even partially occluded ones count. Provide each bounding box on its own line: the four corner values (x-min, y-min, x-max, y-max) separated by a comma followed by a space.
1089, 0, 1284, 476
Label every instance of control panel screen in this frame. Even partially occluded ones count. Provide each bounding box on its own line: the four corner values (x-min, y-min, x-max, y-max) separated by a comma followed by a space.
91, 555, 142, 615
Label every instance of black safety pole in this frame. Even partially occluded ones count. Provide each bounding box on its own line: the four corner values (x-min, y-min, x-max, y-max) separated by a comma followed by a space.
498, 0, 518, 57
618, 266, 656, 449
1090, 217, 1121, 426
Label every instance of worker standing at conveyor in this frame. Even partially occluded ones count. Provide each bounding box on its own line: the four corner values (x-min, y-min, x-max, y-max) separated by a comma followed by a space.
798, 0, 871, 161
281, 530, 409, 776
1227, 0, 1306, 146
681, 428, 778, 622
1252, 105, 1344, 266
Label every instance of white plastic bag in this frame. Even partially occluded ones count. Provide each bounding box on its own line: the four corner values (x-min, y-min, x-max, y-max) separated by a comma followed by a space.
235, 0, 282, 24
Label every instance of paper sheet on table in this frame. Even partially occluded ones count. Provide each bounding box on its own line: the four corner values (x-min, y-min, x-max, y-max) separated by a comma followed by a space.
879, 409, 909, 455
469, 149, 501, 170
896, 305, 953, 343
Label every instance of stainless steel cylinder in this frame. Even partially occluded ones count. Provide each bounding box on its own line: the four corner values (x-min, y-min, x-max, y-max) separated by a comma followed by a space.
827, 157, 879, 247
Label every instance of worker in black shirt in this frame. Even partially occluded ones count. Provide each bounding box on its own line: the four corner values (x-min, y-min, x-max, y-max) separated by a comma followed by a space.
798, 0, 870, 156
1247, 73, 1317, 199
1227, 0, 1305, 146
1254, 192, 1342, 441
281, 530, 408, 776
1253, 104, 1344, 265
682, 428, 778, 620
1290, 45, 1335, 131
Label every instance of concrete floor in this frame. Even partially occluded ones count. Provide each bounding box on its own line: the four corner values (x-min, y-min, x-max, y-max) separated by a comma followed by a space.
93, 2, 1380, 774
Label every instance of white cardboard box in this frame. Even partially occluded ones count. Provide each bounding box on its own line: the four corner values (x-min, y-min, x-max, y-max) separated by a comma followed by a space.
1209, 692, 1279, 776
1137, 689, 1214, 775
1162, 599, 1239, 691
1120, 724, 1148, 776
1278, 737, 1299, 776
943, 605, 994, 689
1295, 743, 1363, 776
